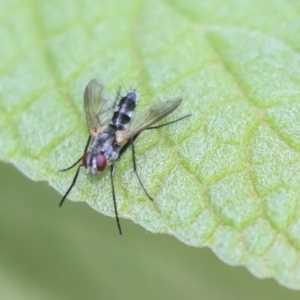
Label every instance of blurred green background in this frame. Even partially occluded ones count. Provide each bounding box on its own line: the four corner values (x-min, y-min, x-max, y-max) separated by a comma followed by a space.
0, 161, 299, 300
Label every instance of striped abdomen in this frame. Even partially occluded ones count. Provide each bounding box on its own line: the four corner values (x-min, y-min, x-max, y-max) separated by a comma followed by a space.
110, 90, 138, 131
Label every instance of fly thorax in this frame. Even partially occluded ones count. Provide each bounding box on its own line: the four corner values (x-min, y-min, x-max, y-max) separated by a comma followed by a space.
91, 128, 120, 164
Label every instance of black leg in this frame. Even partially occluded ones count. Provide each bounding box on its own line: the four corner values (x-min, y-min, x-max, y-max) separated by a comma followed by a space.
60, 164, 84, 207
118, 133, 140, 159
118, 113, 191, 202
110, 164, 122, 235
130, 137, 153, 201
60, 135, 91, 172
118, 114, 191, 159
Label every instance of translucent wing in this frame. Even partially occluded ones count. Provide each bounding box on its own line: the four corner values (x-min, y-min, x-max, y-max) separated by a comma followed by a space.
124, 97, 182, 140
84, 79, 112, 137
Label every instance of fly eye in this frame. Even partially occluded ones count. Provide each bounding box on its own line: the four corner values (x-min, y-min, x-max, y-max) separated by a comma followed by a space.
96, 153, 107, 171
82, 152, 91, 168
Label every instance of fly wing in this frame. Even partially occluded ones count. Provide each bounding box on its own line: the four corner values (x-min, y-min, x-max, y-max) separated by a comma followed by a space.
125, 97, 182, 139
84, 79, 112, 137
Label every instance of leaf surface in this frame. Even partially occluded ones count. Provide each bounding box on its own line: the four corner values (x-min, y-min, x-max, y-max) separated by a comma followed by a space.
1, 0, 300, 289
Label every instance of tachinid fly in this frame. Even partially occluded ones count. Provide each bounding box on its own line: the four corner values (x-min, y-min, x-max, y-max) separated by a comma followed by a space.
60, 79, 190, 234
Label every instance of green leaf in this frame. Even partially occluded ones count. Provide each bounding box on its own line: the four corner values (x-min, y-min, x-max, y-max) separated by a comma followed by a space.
1, 0, 300, 289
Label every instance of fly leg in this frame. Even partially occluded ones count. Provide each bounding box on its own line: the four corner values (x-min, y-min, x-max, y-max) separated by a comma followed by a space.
110, 164, 122, 234
59, 135, 91, 206
59, 135, 91, 172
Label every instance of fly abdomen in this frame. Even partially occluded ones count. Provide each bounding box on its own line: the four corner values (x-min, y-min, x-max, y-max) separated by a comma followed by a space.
110, 90, 138, 131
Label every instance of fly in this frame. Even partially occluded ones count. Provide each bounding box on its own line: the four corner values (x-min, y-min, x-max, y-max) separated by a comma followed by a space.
59, 79, 190, 234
